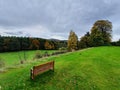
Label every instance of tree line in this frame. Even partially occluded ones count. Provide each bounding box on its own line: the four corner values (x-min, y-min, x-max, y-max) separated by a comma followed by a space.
68, 20, 120, 51
0, 20, 119, 53
0, 36, 67, 52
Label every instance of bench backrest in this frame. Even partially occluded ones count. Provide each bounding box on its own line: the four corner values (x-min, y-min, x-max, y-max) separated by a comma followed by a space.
31, 61, 54, 80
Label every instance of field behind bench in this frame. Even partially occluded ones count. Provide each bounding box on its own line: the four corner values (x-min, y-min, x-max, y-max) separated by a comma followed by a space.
0, 50, 56, 67
0, 46, 120, 90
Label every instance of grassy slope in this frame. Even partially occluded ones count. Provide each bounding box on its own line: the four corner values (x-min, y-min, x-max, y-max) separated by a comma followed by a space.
0, 46, 120, 90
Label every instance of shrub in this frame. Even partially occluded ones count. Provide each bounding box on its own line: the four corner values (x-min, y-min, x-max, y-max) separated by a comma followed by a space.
51, 51, 67, 56
33, 51, 42, 60
59, 47, 67, 51
43, 51, 50, 57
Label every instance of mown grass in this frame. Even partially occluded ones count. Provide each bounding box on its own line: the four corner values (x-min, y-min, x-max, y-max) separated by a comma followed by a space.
0, 46, 120, 90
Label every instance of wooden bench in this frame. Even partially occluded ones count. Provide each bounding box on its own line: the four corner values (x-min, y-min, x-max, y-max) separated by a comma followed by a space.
30, 61, 54, 80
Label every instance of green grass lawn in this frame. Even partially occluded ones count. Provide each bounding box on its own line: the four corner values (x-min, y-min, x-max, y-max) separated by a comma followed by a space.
0, 50, 56, 67
0, 46, 120, 90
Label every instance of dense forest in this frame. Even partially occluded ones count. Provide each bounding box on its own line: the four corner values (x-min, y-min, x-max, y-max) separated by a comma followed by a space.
0, 36, 67, 52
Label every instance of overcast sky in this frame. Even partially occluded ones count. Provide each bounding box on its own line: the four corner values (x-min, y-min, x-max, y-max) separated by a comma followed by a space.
0, 0, 120, 41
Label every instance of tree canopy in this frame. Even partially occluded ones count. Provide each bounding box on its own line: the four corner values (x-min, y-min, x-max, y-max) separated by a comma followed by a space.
79, 20, 113, 49
0, 36, 67, 52
91, 20, 112, 45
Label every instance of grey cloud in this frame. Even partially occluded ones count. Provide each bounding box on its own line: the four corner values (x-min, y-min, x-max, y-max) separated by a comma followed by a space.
0, 0, 118, 27
4, 31, 23, 35
0, 0, 120, 40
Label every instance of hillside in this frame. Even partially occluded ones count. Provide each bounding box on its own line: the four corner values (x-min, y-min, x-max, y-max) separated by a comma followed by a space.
0, 46, 120, 90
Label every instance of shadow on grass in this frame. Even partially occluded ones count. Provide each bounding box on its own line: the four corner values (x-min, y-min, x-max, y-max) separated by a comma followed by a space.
26, 70, 55, 88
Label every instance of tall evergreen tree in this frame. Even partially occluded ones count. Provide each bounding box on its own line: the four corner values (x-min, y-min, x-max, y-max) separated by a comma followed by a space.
68, 30, 78, 51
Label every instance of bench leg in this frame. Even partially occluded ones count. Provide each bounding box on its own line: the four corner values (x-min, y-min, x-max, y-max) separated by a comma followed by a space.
30, 69, 34, 80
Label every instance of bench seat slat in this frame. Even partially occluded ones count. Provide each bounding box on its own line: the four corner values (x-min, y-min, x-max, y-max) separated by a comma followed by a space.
30, 61, 54, 80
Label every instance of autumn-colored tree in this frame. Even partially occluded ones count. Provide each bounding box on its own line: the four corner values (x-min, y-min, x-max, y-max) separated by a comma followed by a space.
44, 41, 55, 50
29, 39, 40, 49
32, 39, 40, 49
68, 30, 78, 51
90, 20, 112, 46
0, 36, 65, 52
